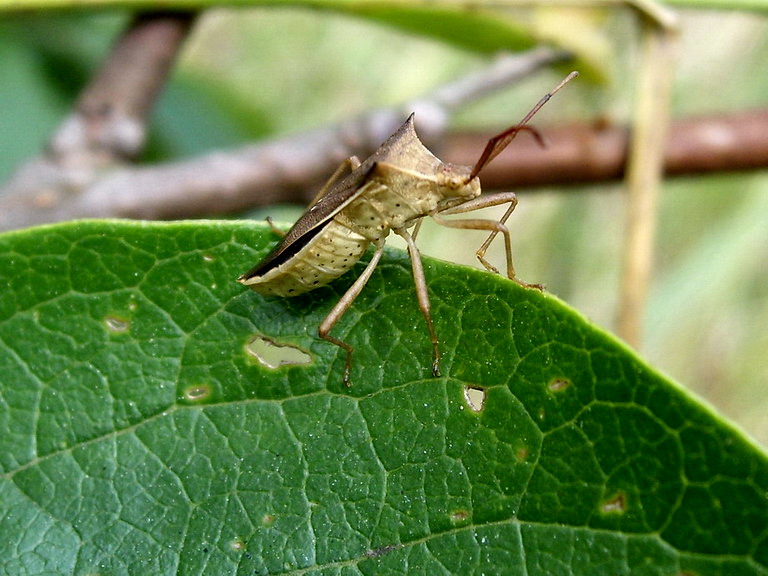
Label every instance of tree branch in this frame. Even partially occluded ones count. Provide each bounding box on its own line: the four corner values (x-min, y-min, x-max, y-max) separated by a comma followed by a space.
51, 11, 198, 166
0, 47, 568, 230
443, 110, 768, 190
4, 15, 768, 235
0, 11, 197, 231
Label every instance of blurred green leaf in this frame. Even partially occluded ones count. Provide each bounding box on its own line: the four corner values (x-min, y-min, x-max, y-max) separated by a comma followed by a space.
0, 12, 272, 181
145, 75, 274, 161
1, 220, 766, 574
0, 14, 121, 181
664, 0, 768, 9
327, 3, 535, 53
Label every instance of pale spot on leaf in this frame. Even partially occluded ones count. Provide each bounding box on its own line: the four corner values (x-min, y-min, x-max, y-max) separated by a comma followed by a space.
104, 315, 130, 333
548, 377, 571, 392
229, 538, 245, 551
183, 385, 212, 402
366, 545, 399, 558
450, 509, 471, 524
246, 335, 312, 369
600, 492, 627, 514
262, 514, 275, 527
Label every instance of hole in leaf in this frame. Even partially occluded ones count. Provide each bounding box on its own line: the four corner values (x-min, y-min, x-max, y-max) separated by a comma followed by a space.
246, 335, 312, 369
183, 385, 212, 402
463, 385, 486, 412
548, 377, 571, 392
104, 315, 130, 333
600, 491, 628, 515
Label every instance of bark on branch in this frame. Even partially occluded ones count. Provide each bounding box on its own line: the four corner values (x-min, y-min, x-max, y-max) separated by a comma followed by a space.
0, 45, 569, 230
51, 11, 198, 166
3, 10, 768, 233
0, 11, 198, 231
444, 110, 768, 190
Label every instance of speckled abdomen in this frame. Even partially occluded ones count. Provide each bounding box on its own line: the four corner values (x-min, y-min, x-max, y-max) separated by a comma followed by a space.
242, 221, 371, 297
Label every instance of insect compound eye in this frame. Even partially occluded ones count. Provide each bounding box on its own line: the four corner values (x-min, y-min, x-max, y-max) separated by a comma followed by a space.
439, 163, 472, 191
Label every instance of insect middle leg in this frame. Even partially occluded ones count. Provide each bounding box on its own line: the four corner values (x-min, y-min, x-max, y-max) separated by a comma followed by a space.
318, 238, 385, 387
434, 191, 543, 289
395, 226, 441, 378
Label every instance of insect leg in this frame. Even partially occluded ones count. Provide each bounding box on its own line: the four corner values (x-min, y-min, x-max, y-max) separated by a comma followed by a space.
394, 227, 441, 378
265, 216, 286, 238
434, 192, 543, 289
410, 218, 424, 241
308, 156, 362, 205
318, 238, 385, 387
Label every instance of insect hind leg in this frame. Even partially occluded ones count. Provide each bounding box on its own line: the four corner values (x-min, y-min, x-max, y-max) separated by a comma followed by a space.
318, 239, 385, 386
265, 216, 287, 238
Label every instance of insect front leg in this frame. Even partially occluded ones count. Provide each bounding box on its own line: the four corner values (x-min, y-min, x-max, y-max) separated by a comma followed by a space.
318, 238, 385, 387
394, 227, 441, 378
434, 192, 543, 290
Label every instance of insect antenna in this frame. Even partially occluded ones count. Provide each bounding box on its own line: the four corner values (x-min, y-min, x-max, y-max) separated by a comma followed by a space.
469, 71, 579, 180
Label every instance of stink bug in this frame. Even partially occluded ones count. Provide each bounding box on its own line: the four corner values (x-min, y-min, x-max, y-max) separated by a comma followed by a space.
239, 72, 577, 385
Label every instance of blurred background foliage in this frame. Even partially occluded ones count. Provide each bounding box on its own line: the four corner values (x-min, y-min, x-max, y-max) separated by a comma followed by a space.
1, 4, 767, 445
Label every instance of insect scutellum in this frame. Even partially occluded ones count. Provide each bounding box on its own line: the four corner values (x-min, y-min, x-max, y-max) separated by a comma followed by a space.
239, 71, 578, 386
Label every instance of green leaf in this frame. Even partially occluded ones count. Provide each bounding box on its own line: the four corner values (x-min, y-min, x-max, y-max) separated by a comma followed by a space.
1, 220, 766, 575
325, 3, 534, 54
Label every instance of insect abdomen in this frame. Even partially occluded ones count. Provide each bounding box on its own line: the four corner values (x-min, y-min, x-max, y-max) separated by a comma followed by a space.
337, 178, 440, 237
241, 221, 370, 297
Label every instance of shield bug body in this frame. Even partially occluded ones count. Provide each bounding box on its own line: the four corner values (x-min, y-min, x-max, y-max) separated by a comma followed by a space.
239, 72, 577, 385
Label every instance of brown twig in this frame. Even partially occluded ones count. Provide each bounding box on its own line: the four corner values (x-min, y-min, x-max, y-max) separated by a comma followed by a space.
51, 11, 198, 166
443, 110, 768, 189
0, 11, 197, 230
0, 47, 568, 230
5, 104, 768, 230
4, 14, 768, 235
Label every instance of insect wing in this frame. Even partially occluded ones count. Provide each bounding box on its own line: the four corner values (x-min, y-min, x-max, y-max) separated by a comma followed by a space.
239, 163, 377, 280
239, 113, 419, 281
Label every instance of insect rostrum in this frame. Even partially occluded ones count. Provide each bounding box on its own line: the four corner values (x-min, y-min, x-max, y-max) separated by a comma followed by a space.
239, 72, 577, 386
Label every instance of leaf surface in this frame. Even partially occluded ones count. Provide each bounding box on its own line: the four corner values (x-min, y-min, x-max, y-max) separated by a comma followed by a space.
1, 220, 766, 575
